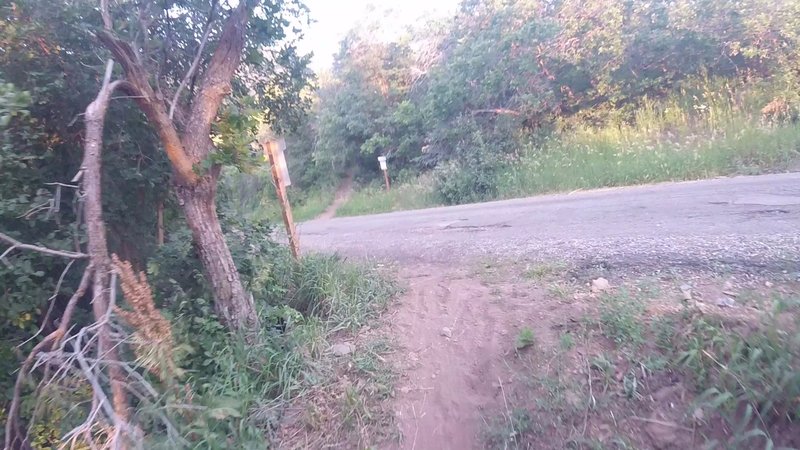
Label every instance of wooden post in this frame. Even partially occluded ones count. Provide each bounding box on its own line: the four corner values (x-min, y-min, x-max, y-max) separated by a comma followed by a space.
156, 200, 165, 246
378, 156, 390, 191
263, 140, 300, 260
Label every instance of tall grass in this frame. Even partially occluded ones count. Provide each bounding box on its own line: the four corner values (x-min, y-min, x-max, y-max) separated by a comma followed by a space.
498, 81, 800, 197
335, 174, 440, 217
290, 188, 336, 221
167, 253, 397, 448
498, 124, 800, 196
219, 168, 336, 222
325, 79, 800, 216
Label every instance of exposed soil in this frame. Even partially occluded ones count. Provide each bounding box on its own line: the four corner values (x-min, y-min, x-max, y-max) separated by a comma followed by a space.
386, 264, 554, 449
383, 261, 800, 449
316, 174, 354, 220
297, 174, 800, 449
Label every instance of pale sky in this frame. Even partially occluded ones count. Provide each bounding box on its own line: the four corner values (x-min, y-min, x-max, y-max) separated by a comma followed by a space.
298, 0, 459, 71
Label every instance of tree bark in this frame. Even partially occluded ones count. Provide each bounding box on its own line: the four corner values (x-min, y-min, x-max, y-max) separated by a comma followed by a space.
97, 1, 260, 332
175, 177, 258, 329
156, 200, 165, 246
80, 59, 130, 425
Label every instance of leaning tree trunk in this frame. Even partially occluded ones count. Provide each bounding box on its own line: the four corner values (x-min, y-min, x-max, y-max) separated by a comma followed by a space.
175, 177, 258, 329
80, 58, 130, 426
97, 0, 259, 332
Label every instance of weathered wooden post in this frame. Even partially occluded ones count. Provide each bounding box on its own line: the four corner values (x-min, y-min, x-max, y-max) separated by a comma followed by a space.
378, 155, 390, 191
261, 135, 300, 260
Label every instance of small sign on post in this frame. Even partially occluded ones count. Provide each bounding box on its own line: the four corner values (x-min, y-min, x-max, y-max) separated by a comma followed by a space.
262, 136, 300, 260
273, 137, 291, 186
378, 155, 390, 191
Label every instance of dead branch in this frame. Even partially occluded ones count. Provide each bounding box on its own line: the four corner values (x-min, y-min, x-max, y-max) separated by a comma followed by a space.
17, 260, 77, 350
82, 58, 131, 427
4, 265, 93, 450
100, 0, 112, 30
0, 232, 88, 260
472, 108, 523, 116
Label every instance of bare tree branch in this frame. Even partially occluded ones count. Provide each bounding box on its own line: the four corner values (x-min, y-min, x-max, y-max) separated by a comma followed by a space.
17, 260, 77, 350
472, 108, 523, 116
0, 232, 89, 260
100, 0, 112, 30
4, 265, 93, 450
169, 0, 218, 120
97, 30, 199, 185
82, 58, 132, 426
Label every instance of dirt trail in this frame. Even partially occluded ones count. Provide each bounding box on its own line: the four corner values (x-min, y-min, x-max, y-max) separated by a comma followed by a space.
388, 265, 571, 449
298, 173, 800, 449
315, 174, 354, 220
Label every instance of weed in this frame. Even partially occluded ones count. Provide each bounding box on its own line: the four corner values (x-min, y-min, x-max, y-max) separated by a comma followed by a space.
560, 333, 575, 351
515, 327, 537, 351
596, 280, 800, 446
650, 314, 679, 351
352, 339, 395, 399
567, 436, 635, 449
536, 374, 569, 411
548, 282, 570, 300
598, 290, 646, 348
483, 408, 534, 450
677, 303, 800, 429
621, 370, 640, 399
590, 353, 616, 391
524, 262, 567, 281
342, 385, 369, 428
283, 254, 398, 332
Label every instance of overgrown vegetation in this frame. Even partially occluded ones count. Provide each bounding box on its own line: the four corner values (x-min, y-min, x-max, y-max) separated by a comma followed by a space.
483, 274, 800, 449
278, 0, 800, 217
150, 237, 397, 448
334, 79, 800, 216
0, 0, 401, 447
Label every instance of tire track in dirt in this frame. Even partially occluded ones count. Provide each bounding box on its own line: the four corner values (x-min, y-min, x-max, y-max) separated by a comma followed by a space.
388, 265, 548, 449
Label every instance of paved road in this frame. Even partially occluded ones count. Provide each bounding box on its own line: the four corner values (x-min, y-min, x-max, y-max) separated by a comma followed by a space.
299, 173, 800, 272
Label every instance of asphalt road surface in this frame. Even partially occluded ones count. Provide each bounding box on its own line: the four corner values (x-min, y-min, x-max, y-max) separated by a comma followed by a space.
299, 173, 800, 272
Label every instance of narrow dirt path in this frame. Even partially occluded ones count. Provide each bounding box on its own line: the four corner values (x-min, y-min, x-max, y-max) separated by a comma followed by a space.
387, 264, 572, 449
315, 174, 354, 220
299, 174, 800, 449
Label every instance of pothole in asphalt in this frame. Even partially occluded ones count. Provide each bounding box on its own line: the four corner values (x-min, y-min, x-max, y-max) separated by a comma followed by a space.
443, 223, 511, 232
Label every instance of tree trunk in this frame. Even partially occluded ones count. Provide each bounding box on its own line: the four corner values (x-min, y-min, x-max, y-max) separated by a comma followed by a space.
81, 60, 130, 425
175, 177, 258, 330
156, 200, 164, 246
98, 0, 259, 332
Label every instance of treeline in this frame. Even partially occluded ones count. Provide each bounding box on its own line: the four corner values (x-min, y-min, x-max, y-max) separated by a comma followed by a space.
290, 0, 800, 203
0, 1, 382, 448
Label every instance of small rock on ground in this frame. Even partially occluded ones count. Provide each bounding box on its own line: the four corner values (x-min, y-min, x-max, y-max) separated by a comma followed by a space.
331, 342, 355, 356
715, 297, 736, 308
591, 277, 611, 293
440, 327, 453, 338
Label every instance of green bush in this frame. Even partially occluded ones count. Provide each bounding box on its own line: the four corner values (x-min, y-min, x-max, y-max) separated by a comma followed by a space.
132, 193, 397, 447
676, 301, 800, 426
433, 123, 509, 205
